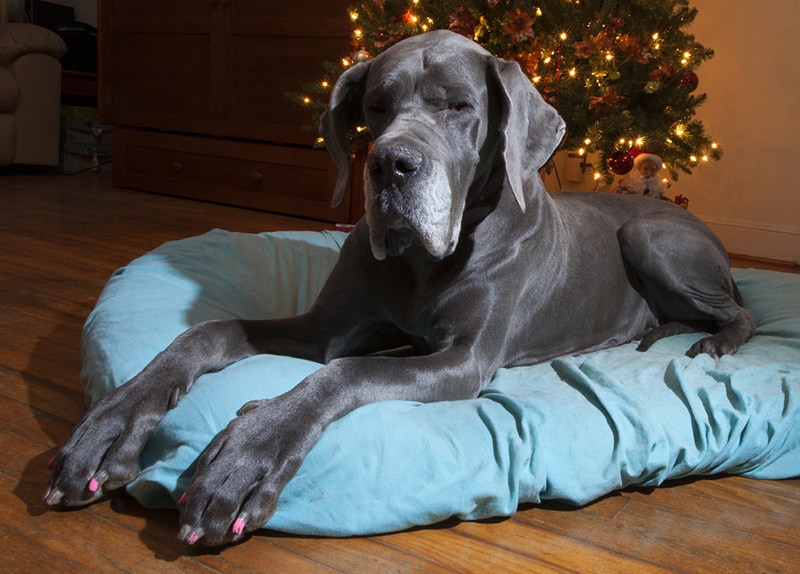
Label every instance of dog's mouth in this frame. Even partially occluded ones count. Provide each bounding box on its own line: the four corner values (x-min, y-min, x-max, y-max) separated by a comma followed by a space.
369, 214, 458, 262
384, 225, 415, 258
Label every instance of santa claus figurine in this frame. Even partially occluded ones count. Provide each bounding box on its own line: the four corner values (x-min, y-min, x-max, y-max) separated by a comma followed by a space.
614, 149, 667, 199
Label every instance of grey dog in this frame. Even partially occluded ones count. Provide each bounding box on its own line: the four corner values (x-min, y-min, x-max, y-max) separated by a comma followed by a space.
45, 30, 755, 546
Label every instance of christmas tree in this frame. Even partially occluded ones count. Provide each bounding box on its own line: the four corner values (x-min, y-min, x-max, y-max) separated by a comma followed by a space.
297, 0, 721, 185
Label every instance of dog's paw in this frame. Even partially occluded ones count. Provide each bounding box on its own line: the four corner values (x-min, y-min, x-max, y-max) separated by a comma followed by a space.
44, 381, 170, 507
176, 401, 306, 546
686, 334, 738, 360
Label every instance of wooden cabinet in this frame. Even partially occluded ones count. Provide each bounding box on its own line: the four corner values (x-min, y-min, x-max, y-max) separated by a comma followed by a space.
100, 0, 363, 223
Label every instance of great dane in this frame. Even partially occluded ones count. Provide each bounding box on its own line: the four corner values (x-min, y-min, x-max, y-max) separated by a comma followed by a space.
45, 30, 755, 546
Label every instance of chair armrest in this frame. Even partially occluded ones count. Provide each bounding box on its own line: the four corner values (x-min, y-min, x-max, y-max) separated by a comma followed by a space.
0, 23, 66, 67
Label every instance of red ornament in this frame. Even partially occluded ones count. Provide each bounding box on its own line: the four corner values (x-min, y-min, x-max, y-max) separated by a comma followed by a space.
680, 71, 699, 91
608, 150, 634, 175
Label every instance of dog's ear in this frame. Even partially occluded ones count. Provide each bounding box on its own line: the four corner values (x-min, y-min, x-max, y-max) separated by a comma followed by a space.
488, 57, 566, 212
320, 61, 372, 208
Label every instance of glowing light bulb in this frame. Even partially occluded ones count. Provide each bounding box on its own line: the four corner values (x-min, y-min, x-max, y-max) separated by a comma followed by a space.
302, 96, 311, 104
578, 148, 586, 156
342, 58, 351, 67
605, 52, 614, 61
321, 81, 329, 88
652, 33, 659, 40
593, 172, 601, 181
635, 138, 644, 147
536, 7, 543, 16
354, 29, 363, 38
584, 138, 591, 145
560, 32, 568, 41
711, 142, 719, 149
350, 11, 359, 21
690, 155, 698, 162
568, 68, 576, 77
532, 76, 542, 83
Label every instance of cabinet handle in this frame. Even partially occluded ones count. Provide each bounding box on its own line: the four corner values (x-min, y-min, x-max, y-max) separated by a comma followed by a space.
251, 171, 263, 183
173, 161, 183, 173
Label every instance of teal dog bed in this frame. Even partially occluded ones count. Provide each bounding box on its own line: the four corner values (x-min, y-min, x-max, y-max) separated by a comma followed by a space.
81, 229, 800, 536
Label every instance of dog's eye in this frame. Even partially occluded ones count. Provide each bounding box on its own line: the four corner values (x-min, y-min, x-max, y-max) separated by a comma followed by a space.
448, 102, 469, 112
368, 102, 387, 114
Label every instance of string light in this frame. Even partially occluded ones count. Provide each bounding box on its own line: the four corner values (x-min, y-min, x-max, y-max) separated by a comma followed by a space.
350, 11, 359, 21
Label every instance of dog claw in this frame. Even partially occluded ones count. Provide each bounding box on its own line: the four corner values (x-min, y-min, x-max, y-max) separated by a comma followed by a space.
178, 525, 203, 545
232, 516, 247, 537
43, 488, 64, 506
87, 477, 100, 493
178, 492, 187, 505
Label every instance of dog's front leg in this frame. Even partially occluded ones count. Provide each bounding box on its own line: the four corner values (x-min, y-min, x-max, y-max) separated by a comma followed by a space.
176, 347, 487, 546
45, 317, 331, 508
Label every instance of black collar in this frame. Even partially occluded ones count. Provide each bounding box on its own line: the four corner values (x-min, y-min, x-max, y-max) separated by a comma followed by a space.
462, 165, 507, 227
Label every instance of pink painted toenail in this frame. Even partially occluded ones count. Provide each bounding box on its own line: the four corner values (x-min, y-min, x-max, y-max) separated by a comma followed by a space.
232, 517, 246, 536
42, 488, 50, 502
47, 458, 54, 470
186, 531, 199, 545
88, 477, 100, 493
178, 492, 187, 505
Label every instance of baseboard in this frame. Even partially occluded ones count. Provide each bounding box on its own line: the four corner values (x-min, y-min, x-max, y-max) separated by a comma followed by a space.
699, 216, 800, 265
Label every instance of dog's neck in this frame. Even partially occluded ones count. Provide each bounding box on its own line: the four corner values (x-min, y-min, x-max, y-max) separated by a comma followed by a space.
462, 164, 507, 227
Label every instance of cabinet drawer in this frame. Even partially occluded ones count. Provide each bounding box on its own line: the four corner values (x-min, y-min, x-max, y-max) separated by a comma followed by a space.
113, 128, 360, 223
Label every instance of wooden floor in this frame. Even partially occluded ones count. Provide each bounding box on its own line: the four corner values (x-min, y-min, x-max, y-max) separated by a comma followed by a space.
1, 171, 798, 573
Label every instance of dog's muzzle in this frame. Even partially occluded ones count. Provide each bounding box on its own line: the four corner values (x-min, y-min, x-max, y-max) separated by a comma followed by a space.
365, 142, 460, 261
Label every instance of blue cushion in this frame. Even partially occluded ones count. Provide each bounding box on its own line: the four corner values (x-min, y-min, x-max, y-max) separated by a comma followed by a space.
81, 229, 800, 536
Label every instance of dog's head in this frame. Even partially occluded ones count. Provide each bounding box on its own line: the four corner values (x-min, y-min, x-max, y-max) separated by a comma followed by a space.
321, 30, 565, 260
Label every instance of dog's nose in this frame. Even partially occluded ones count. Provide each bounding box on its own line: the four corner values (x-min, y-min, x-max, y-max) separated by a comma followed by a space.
369, 143, 423, 186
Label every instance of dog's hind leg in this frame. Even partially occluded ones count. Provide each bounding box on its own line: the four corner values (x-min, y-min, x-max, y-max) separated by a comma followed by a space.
618, 208, 756, 359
